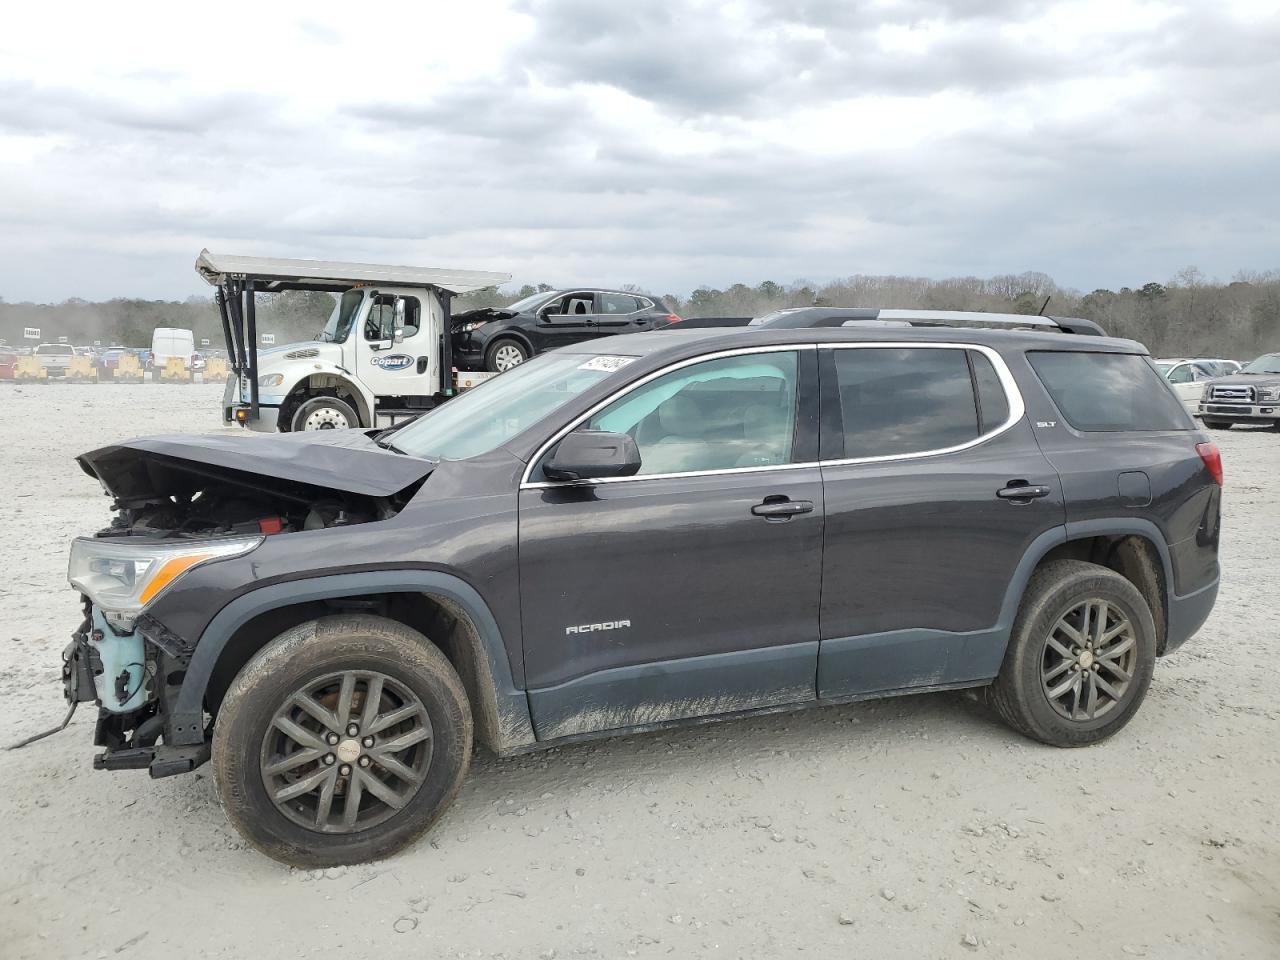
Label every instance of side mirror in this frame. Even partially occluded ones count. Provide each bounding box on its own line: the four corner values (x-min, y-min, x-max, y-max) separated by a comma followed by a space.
544, 430, 641, 482
392, 299, 406, 343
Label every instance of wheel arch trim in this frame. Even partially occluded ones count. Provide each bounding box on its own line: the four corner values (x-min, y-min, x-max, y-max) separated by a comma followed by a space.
171, 571, 535, 752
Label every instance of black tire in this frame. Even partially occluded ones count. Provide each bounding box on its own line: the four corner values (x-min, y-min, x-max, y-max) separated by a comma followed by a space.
212, 615, 473, 867
989, 559, 1156, 747
1201, 419, 1232, 430
484, 337, 529, 373
290, 395, 360, 432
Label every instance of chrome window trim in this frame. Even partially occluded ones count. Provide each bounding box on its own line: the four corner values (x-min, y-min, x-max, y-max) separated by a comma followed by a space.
820, 341, 1025, 468
518, 341, 1025, 489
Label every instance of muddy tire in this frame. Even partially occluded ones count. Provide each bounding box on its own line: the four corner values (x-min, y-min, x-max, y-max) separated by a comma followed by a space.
484, 338, 529, 373
290, 395, 360, 432
212, 615, 472, 868
989, 560, 1156, 747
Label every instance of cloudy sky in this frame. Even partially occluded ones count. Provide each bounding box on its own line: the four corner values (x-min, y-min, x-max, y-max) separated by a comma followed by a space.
1, 0, 1277, 302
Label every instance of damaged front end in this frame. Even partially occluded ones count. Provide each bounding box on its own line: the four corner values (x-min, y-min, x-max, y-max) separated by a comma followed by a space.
55, 431, 434, 777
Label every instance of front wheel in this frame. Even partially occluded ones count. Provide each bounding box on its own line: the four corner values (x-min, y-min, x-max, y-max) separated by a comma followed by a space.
989, 560, 1156, 747
212, 615, 473, 867
485, 338, 529, 373
290, 395, 360, 431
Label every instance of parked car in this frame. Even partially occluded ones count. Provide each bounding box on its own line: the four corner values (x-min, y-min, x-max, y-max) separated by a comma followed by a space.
0, 348, 17, 379
59, 311, 1220, 867
191, 352, 207, 373
452, 289, 680, 372
1198, 352, 1280, 430
1154, 358, 1241, 414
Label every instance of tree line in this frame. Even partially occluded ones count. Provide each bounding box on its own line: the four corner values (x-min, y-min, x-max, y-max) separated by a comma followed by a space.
3, 268, 1278, 359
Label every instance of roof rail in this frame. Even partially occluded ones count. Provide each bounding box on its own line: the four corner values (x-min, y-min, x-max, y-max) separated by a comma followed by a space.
872, 309, 1105, 336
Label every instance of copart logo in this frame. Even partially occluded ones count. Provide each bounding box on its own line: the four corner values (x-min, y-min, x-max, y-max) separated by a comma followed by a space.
565, 620, 631, 635
371, 354, 413, 370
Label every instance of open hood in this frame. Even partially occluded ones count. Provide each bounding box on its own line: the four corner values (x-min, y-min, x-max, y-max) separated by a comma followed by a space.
78, 430, 435, 502
451, 306, 519, 329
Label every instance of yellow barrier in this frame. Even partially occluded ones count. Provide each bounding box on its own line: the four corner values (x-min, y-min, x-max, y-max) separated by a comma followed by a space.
13, 356, 47, 381
113, 354, 144, 382
66, 355, 98, 382
205, 356, 229, 379
160, 356, 190, 382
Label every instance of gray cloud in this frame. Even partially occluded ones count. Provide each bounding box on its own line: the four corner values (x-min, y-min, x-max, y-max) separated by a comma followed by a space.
0, 0, 1276, 303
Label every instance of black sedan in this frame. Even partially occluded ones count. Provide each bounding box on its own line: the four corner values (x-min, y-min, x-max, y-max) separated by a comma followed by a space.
452, 289, 680, 372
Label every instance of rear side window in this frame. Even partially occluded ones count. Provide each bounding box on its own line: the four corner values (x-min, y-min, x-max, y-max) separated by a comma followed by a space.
1028, 352, 1190, 431
831, 347, 980, 458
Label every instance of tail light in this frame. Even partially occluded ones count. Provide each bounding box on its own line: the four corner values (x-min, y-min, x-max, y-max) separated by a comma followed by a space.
1195, 441, 1223, 486
663, 314, 682, 324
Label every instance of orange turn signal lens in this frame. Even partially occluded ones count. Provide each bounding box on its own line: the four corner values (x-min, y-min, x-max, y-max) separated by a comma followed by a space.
138, 554, 210, 605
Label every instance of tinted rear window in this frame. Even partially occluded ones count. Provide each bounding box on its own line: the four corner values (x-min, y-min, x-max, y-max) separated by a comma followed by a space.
1028, 352, 1190, 431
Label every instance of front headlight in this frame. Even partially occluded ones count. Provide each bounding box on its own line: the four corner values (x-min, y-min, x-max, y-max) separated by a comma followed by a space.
259, 373, 284, 387
459, 321, 488, 333
68, 536, 261, 631
1258, 386, 1280, 402
1201, 385, 1213, 400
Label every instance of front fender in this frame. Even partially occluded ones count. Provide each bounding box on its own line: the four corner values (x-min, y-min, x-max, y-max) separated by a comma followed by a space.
168, 570, 535, 753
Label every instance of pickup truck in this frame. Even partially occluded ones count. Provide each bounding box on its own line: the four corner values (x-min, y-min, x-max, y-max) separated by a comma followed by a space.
34, 343, 78, 377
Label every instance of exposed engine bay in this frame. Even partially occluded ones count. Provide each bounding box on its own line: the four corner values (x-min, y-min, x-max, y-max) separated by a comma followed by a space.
76, 431, 434, 538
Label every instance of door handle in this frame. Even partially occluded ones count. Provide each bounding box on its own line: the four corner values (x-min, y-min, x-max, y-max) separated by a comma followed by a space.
997, 482, 1052, 501
751, 497, 814, 519
416, 357, 429, 375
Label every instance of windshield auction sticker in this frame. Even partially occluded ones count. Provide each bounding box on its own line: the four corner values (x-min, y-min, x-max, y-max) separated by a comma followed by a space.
579, 356, 637, 373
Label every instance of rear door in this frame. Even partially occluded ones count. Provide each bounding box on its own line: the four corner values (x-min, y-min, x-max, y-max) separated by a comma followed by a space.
593, 293, 659, 336
518, 347, 824, 740
816, 344, 1064, 699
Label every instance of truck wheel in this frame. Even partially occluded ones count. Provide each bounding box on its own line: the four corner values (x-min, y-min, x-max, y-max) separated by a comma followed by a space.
1201, 419, 1232, 430
485, 338, 529, 373
212, 615, 473, 868
291, 395, 360, 431
988, 560, 1156, 747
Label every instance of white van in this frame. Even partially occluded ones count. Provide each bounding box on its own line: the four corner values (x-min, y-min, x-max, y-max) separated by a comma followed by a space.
151, 328, 196, 371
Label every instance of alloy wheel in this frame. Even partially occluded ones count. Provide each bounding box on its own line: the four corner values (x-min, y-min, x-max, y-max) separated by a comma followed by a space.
1040, 599, 1138, 722
261, 671, 433, 833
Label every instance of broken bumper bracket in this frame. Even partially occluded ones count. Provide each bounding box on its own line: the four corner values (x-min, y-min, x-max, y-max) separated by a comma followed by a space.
94, 742, 212, 779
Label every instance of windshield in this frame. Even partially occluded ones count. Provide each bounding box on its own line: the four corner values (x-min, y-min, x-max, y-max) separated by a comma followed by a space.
501, 290, 561, 314
391, 351, 633, 460
320, 290, 363, 343
1241, 353, 1280, 374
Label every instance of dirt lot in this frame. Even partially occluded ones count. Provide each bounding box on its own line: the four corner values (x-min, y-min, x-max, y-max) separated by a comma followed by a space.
0, 382, 1276, 959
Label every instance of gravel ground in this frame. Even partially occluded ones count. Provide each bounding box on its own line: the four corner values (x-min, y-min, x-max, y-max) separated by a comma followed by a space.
0, 382, 1276, 960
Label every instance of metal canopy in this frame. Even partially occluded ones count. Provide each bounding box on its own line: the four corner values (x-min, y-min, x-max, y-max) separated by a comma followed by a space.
195, 249, 510, 294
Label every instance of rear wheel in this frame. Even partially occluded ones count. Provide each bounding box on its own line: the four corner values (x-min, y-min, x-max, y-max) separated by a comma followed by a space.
1201, 419, 1232, 430
290, 395, 360, 431
212, 615, 473, 867
989, 560, 1156, 747
485, 338, 529, 373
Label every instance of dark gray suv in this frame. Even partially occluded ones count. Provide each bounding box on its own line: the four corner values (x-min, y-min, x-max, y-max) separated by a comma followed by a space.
58, 316, 1222, 866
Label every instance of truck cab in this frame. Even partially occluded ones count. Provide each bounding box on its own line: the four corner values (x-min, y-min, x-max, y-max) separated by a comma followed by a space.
196, 250, 509, 432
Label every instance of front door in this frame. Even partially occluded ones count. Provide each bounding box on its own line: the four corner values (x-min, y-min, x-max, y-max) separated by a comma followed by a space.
816, 344, 1064, 699
518, 348, 824, 740
357, 291, 435, 397
535, 292, 601, 351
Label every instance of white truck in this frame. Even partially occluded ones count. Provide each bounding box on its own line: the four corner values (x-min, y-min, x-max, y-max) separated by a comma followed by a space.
151, 327, 196, 372
196, 250, 509, 432
34, 342, 78, 377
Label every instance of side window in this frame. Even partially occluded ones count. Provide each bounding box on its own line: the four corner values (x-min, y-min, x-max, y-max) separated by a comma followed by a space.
970, 351, 1010, 432
1167, 363, 1193, 384
601, 293, 640, 314
832, 348, 980, 458
583, 351, 799, 476
544, 293, 595, 317
364, 296, 420, 341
